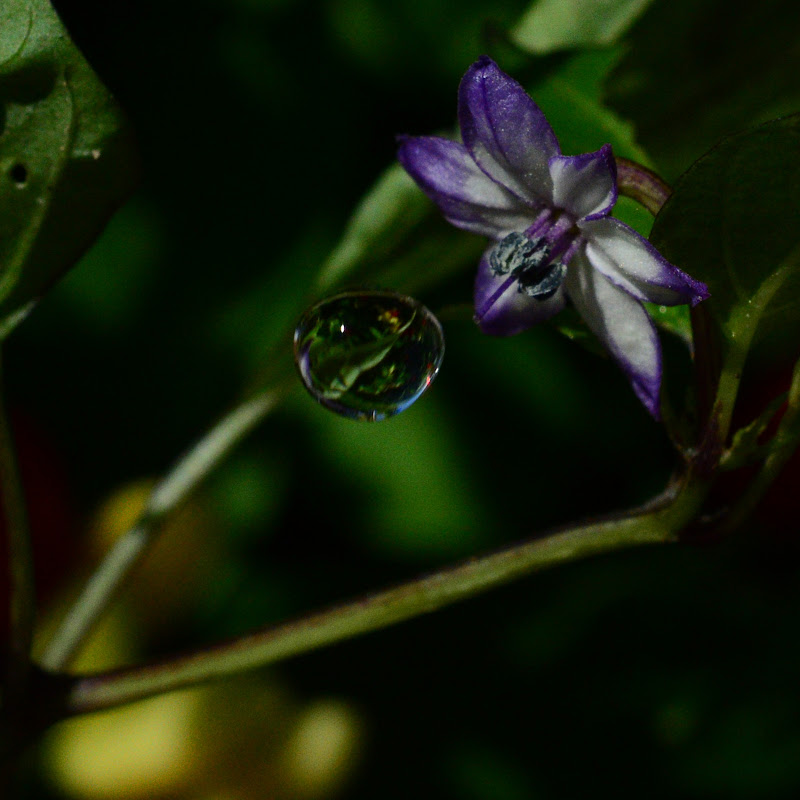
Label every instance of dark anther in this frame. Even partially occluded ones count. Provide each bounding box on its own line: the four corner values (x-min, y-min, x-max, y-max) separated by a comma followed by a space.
489, 232, 549, 276
517, 261, 566, 299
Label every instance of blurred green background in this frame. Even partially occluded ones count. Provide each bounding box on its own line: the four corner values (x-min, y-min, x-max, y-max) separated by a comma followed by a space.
8, 0, 800, 797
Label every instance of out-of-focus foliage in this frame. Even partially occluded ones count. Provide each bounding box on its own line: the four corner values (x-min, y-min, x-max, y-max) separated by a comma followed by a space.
0, 0, 137, 336
511, 0, 655, 53
4, 0, 800, 797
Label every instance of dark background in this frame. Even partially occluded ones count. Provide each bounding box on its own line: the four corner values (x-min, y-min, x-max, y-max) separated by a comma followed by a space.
8, 0, 800, 797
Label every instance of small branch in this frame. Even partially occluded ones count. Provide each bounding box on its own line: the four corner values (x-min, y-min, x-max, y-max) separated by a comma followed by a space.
62, 480, 706, 716
38, 382, 293, 672
0, 351, 35, 693
711, 249, 799, 452
615, 157, 672, 216
716, 358, 800, 534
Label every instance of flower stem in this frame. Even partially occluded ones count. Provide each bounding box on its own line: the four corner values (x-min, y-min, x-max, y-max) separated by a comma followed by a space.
63, 480, 706, 716
0, 352, 35, 693
38, 382, 293, 672
615, 158, 672, 216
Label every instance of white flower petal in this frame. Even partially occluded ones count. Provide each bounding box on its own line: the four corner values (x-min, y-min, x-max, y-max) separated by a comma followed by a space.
566, 251, 662, 417
579, 217, 710, 306
549, 145, 617, 221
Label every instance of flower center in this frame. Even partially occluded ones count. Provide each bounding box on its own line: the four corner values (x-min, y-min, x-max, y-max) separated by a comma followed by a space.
489, 213, 580, 300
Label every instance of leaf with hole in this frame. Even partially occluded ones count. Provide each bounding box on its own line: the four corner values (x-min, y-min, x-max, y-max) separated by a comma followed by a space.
0, 0, 138, 336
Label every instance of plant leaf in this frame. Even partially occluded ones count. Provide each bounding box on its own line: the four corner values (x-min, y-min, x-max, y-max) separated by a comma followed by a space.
511, 0, 656, 53
312, 163, 432, 294
0, 0, 138, 335
606, 0, 800, 180
651, 114, 800, 366
529, 49, 652, 166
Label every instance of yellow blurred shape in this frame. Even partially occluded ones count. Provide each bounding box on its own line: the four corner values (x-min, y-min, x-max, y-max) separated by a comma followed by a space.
88, 479, 219, 625
34, 592, 137, 671
43, 688, 204, 800
278, 699, 364, 799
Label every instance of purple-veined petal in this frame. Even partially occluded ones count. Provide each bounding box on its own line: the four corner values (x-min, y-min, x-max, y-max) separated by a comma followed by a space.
565, 251, 662, 417
550, 145, 617, 221
458, 56, 560, 207
579, 217, 710, 307
474, 248, 565, 336
398, 135, 538, 238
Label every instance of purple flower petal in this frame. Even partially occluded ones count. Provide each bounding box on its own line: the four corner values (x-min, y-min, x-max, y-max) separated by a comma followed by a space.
474, 248, 565, 336
579, 217, 710, 307
549, 145, 617, 221
397, 135, 538, 238
565, 251, 662, 417
458, 56, 560, 207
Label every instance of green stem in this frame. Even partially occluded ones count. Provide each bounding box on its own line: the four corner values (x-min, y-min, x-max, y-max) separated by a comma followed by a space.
38, 382, 293, 672
713, 250, 799, 448
717, 358, 800, 534
63, 479, 706, 716
0, 351, 35, 692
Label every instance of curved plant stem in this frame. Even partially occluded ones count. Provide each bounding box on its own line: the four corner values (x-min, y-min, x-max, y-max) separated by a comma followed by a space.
714, 244, 800, 448
615, 157, 672, 216
63, 479, 707, 716
716, 358, 800, 534
0, 353, 34, 694
39, 381, 294, 672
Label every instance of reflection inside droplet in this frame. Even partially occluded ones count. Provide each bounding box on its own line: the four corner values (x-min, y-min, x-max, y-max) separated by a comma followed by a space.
293, 290, 445, 421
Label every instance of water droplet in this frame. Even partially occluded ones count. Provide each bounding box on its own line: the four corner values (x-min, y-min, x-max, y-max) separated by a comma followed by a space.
294, 290, 445, 421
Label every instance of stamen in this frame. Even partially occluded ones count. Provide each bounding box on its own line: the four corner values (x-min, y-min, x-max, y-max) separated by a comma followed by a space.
517, 261, 566, 299
488, 232, 550, 277
488, 212, 582, 303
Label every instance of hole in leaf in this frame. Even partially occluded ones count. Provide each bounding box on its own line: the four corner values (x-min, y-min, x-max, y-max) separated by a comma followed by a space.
9, 163, 28, 186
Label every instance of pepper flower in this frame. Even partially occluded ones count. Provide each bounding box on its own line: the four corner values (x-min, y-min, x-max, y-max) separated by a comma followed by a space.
397, 56, 708, 417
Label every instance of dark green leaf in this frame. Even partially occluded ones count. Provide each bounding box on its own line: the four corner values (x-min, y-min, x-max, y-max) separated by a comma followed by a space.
606, 0, 800, 180
0, 0, 138, 335
651, 114, 800, 365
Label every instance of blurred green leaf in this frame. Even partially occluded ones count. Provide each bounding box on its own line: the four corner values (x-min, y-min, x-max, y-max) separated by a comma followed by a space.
50, 201, 161, 333
446, 742, 533, 800
312, 157, 484, 301
528, 48, 652, 164
313, 163, 431, 294
552, 306, 606, 357
606, 0, 800, 179
511, 0, 655, 53
0, 0, 137, 335
651, 114, 800, 366
296, 391, 491, 559
645, 303, 692, 346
